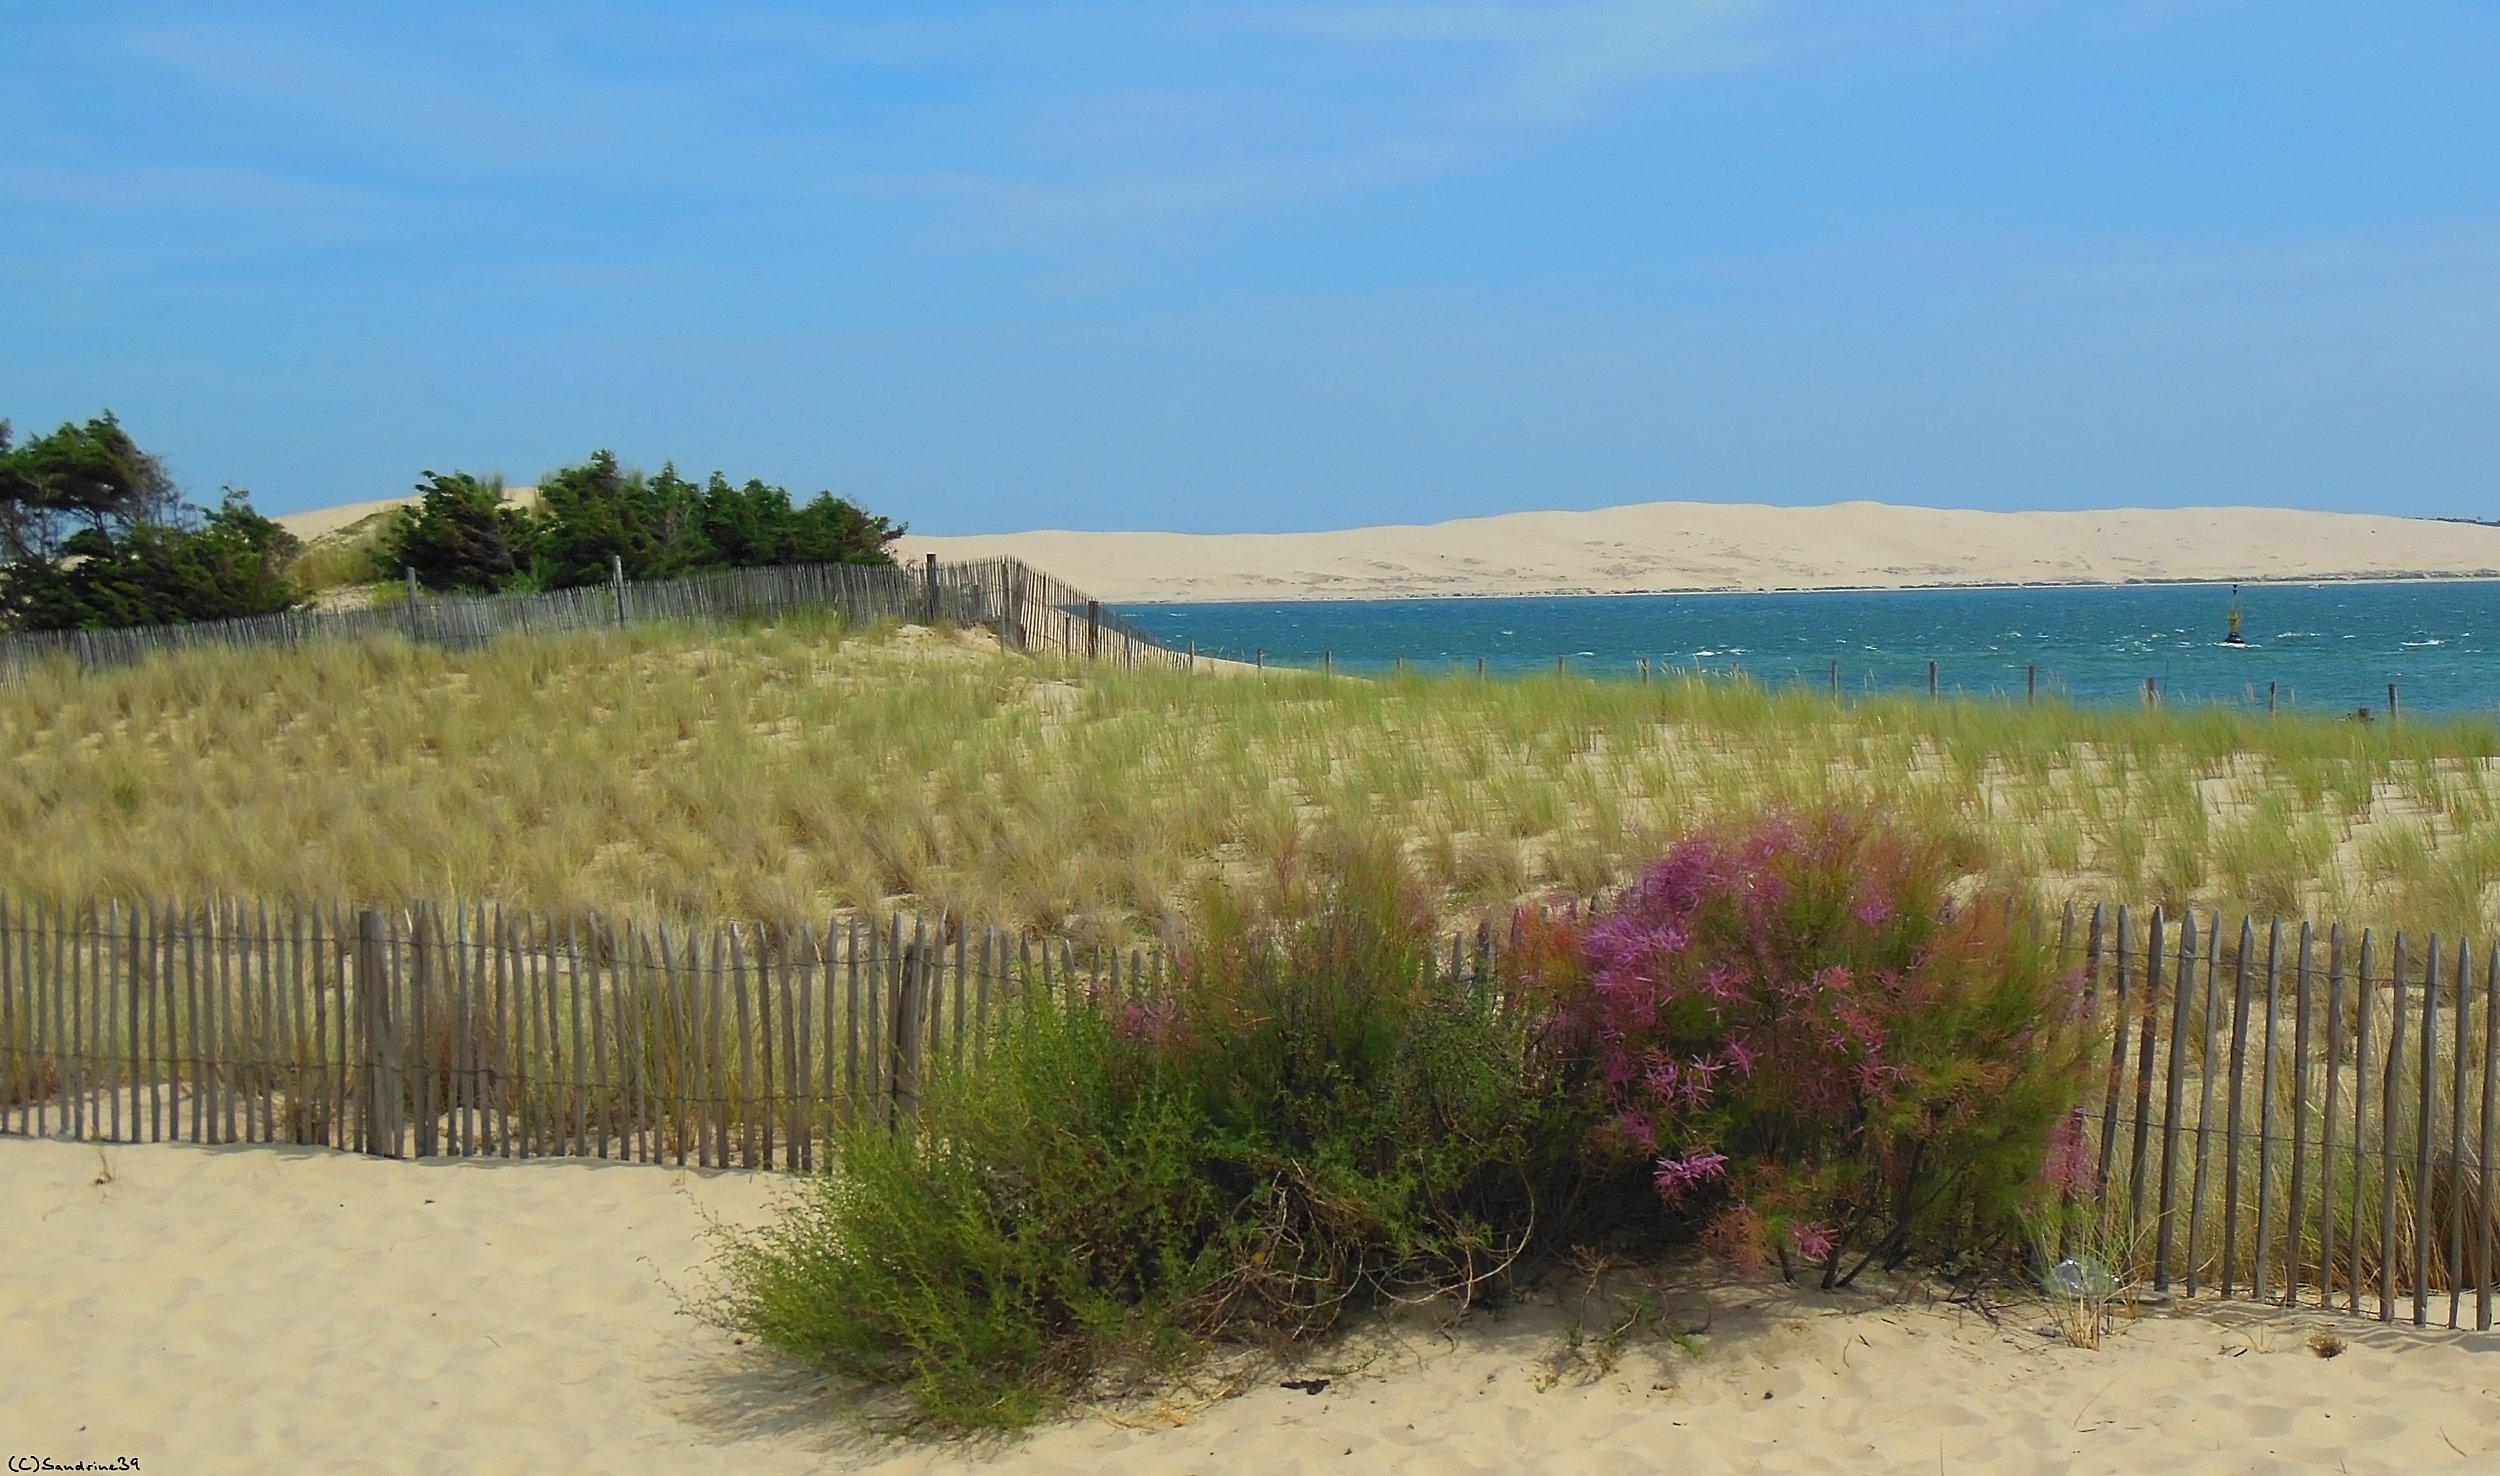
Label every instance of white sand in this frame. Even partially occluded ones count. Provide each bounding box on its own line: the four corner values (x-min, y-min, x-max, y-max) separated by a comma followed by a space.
899, 501, 2500, 603
8, 1136, 2499, 1475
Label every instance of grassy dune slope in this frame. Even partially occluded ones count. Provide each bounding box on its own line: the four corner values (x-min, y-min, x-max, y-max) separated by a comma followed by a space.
4, 615, 2498, 942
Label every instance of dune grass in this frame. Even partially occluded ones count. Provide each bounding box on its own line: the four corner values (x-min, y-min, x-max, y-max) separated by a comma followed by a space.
1, 615, 2497, 943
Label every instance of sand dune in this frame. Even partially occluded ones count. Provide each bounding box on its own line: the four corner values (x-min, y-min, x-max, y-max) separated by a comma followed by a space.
277, 487, 540, 545
899, 502, 2500, 603
9, 1135, 2500, 1475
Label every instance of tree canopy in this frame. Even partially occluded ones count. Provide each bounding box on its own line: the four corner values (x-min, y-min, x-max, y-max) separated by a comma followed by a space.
0, 413, 300, 631
376, 450, 905, 594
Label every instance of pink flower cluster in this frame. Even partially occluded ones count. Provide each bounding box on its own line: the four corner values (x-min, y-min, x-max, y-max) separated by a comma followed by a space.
1652, 1150, 1729, 1203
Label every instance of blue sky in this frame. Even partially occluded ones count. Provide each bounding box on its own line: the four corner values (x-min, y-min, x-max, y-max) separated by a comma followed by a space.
3, 3, 2495, 533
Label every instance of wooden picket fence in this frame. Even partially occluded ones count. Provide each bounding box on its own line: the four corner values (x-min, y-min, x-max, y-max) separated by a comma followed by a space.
9, 892, 2500, 1332
0, 899, 1502, 1171
2056, 902, 2500, 1332
0, 555, 1188, 679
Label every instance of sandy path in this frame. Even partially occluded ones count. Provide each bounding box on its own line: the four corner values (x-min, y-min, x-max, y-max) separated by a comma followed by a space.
7, 1136, 2499, 1474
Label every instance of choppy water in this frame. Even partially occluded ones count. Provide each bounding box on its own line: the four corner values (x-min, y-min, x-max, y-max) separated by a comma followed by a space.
1122, 582, 2500, 718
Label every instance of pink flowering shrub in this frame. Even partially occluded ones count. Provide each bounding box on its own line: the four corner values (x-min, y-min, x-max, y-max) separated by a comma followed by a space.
1565, 808, 2090, 1287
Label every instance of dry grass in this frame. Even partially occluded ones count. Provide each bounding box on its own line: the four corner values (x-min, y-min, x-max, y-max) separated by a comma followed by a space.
3, 615, 2499, 943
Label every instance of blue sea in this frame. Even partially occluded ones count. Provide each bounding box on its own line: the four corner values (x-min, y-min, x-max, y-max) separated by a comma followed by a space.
1121, 582, 2500, 718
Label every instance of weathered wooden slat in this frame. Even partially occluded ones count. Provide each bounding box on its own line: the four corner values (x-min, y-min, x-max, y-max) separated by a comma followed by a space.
753, 930, 777, 1170
135, 904, 153, 1144
2320, 924, 2345, 1311
2448, 939, 2473, 1328
2478, 946, 2498, 1333
2220, 917, 2257, 1298
729, 925, 756, 1169
115, 903, 135, 1145
447, 906, 470, 1157
492, 906, 515, 1157
2153, 910, 2197, 1290
2093, 906, 2129, 1200
282, 903, 306, 1146
2284, 922, 2315, 1307
1, 897, 18, 1137
40, 899, 62, 1140
2253, 919, 2287, 1303
412, 905, 438, 1158
525, 910, 550, 1158
315, 908, 337, 1151
976, 927, 995, 1071
186, 902, 205, 1144
70, 904, 91, 1141
587, 918, 612, 1160
228, 903, 248, 1143
707, 927, 730, 1169
953, 925, 970, 1071
2351, 929, 2376, 1316
218, 899, 239, 1144
40, 897, 57, 1135
2126, 908, 2165, 1242
846, 917, 863, 1114
2187, 912, 2225, 1298
658, 923, 690, 1167
624, 922, 650, 1165
2413, 936, 2442, 1326
894, 920, 928, 1126
2380, 932, 2408, 1321
567, 920, 589, 1159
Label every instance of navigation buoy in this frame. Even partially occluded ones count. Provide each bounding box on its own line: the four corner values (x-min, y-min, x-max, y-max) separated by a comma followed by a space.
2224, 583, 2246, 647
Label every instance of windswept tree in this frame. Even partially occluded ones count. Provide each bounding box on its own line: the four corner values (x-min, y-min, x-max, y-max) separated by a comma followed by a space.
0, 413, 299, 631
530, 452, 712, 587
371, 471, 536, 593
0, 412, 180, 565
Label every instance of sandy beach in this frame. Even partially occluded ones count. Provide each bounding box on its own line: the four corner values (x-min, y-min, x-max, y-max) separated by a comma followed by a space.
896, 501, 2500, 604
9, 1135, 2499, 1475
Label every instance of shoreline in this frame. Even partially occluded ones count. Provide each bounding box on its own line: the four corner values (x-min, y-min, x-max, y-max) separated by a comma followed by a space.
1116, 572, 2500, 609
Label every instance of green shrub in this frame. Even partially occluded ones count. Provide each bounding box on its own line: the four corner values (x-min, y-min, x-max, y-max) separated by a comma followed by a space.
712, 991, 1225, 1428
710, 835, 1589, 1430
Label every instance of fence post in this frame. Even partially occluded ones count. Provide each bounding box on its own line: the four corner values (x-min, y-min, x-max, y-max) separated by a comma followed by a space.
1086, 600, 1101, 661
404, 568, 422, 644
2027, 664, 2037, 704
2388, 682, 2400, 721
610, 555, 627, 626
925, 553, 940, 626
356, 908, 402, 1159
892, 933, 930, 1127
1927, 660, 1938, 699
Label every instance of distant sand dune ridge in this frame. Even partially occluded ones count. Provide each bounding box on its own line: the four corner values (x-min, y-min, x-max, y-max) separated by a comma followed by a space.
896, 501, 2500, 604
